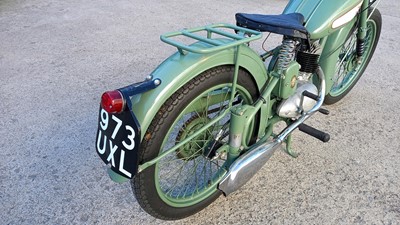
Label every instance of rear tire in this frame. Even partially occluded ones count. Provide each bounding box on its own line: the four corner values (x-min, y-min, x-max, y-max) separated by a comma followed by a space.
131, 66, 259, 220
324, 9, 382, 104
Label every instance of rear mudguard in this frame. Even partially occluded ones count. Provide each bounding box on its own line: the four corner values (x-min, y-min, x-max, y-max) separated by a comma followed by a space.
131, 42, 268, 141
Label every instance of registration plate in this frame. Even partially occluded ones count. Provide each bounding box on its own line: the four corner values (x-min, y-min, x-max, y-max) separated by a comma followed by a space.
96, 107, 140, 178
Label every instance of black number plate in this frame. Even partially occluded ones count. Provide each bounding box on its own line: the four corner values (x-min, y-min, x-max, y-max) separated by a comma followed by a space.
95, 106, 140, 178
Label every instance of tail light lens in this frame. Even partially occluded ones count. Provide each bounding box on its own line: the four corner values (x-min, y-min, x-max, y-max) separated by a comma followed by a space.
101, 90, 125, 113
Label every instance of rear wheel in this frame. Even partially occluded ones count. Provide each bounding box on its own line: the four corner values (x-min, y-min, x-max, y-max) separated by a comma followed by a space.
132, 66, 259, 220
325, 9, 382, 104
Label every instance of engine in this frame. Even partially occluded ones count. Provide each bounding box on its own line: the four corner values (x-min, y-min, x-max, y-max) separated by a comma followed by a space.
277, 41, 321, 118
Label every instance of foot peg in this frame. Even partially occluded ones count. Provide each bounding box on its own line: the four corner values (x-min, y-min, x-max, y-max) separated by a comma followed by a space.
302, 91, 330, 115
298, 123, 330, 142
318, 108, 330, 115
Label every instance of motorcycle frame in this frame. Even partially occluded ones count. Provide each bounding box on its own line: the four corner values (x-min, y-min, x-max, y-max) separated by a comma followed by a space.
109, 0, 374, 180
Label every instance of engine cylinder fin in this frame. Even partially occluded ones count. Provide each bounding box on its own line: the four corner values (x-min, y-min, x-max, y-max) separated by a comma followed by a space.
297, 52, 319, 73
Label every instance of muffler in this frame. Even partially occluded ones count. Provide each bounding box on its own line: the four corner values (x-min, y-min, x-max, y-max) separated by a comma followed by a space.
218, 67, 326, 196
218, 139, 284, 196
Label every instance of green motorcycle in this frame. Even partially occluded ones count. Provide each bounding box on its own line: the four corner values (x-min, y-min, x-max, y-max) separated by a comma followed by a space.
96, 0, 382, 220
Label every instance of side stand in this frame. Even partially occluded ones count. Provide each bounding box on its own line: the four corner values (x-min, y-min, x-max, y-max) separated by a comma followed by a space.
285, 134, 298, 158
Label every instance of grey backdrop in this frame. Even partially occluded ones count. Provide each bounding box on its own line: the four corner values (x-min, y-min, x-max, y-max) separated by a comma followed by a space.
1, 0, 399, 224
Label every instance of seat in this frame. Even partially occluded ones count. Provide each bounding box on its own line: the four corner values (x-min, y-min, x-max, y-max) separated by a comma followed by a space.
236, 13, 309, 39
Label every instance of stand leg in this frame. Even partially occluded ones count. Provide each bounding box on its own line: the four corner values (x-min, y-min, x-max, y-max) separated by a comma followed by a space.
285, 134, 298, 158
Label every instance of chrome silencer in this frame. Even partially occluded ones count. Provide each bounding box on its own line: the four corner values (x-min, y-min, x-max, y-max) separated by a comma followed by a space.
218, 139, 283, 196
218, 67, 326, 196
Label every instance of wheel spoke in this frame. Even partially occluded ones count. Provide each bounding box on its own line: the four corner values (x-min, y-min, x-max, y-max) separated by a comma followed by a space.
334, 33, 357, 85
329, 18, 377, 99
148, 67, 256, 209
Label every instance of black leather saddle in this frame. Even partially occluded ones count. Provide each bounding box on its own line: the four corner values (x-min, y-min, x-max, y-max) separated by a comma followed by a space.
236, 13, 309, 39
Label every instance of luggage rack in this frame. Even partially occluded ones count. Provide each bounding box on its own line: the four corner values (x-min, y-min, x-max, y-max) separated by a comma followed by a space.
160, 23, 262, 55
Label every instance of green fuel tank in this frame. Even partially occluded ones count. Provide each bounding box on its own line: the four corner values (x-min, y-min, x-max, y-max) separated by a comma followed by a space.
283, 0, 363, 39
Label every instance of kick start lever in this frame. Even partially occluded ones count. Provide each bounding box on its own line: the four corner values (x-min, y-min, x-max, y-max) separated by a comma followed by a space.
302, 91, 330, 115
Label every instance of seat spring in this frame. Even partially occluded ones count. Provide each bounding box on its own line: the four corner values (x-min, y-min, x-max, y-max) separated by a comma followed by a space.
278, 39, 296, 73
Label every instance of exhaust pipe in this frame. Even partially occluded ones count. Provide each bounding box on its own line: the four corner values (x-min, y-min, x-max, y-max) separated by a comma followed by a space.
218, 67, 326, 196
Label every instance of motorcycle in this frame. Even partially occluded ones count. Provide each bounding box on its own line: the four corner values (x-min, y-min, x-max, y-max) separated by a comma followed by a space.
96, 0, 382, 220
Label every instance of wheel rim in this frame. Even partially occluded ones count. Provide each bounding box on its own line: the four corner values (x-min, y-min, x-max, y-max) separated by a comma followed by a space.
154, 84, 253, 207
330, 19, 377, 96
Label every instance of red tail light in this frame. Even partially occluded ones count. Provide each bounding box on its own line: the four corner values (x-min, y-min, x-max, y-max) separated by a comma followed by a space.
101, 90, 125, 113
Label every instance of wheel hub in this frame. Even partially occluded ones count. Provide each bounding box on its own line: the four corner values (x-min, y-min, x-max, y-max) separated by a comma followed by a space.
346, 54, 358, 72
175, 115, 211, 160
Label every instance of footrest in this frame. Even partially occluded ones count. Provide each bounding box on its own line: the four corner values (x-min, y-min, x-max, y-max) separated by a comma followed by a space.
298, 123, 330, 142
